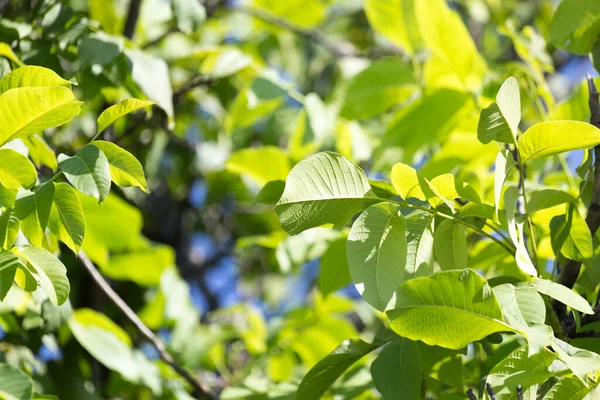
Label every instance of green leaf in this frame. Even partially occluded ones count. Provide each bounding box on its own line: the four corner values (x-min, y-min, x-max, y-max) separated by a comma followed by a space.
0, 66, 71, 94
518, 121, 600, 162
542, 377, 592, 400
433, 219, 467, 271
387, 270, 512, 349
68, 308, 141, 381
493, 149, 517, 222
363, 0, 418, 55
0, 209, 19, 249
405, 212, 435, 280
486, 345, 566, 399
551, 205, 593, 262
493, 283, 546, 328
15, 246, 70, 306
531, 279, 593, 315
504, 186, 537, 276
0, 186, 17, 209
319, 239, 352, 297
100, 245, 175, 286
551, 338, 600, 383
370, 337, 422, 400
0, 363, 33, 400
390, 162, 455, 211
548, 0, 600, 54
48, 183, 85, 253
124, 49, 174, 128
340, 59, 417, 119
91, 141, 148, 192
477, 77, 521, 144
14, 182, 55, 247
78, 32, 123, 68
0, 86, 82, 147
275, 152, 379, 235
414, 0, 486, 90
24, 135, 58, 170
59, 145, 111, 203
254, 180, 285, 205
0, 42, 23, 66
295, 338, 378, 400
0, 251, 20, 301
171, 0, 206, 34
0, 149, 36, 189
227, 146, 291, 186
528, 189, 575, 214
347, 202, 407, 311
96, 98, 155, 135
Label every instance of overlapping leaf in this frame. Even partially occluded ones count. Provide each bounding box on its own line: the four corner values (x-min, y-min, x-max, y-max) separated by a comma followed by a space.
59, 145, 111, 203
92, 141, 148, 192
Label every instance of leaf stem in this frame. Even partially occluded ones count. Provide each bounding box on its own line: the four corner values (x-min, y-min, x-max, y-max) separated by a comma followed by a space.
396, 201, 516, 256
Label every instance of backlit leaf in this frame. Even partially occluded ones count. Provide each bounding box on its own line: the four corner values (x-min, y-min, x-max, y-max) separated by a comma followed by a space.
0, 66, 71, 94
388, 270, 512, 349
59, 145, 111, 203
518, 121, 600, 162
0, 87, 82, 147
15, 245, 70, 306
91, 141, 148, 192
96, 98, 155, 135
0, 149, 37, 189
478, 77, 521, 144
347, 202, 407, 311
275, 152, 379, 235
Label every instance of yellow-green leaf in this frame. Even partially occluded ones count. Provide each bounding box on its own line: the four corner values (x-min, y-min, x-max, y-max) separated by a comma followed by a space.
0, 149, 37, 189
91, 141, 148, 192
0, 42, 23, 66
0, 66, 71, 95
0, 87, 82, 147
14, 182, 55, 247
96, 98, 155, 135
363, 0, 419, 55
518, 121, 600, 162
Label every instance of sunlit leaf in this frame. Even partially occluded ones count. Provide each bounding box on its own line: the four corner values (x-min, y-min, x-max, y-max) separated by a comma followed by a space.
531, 279, 593, 315
388, 270, 512, 349
14, 182, 55, 247
518, 121, 600, 162
548, 0, 600, 54
275, 152, 379, 235
295, 338, 378, 400
96, 98, 155, 135
0, 149, 37, 189
48, 183, 85, 253
0, 66, 71, 94
59, 145, 111, 203
91, 141, 148, 192
0, 363, 32, 400
14, 246, 69, 306
0, 87, 82, 147
433, 219, 467, 271
478, 77, 521, 144
227, 146, 291, 186
347, 202, 407, 311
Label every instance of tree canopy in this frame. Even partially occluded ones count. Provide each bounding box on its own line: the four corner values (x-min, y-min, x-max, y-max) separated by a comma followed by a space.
1, 0, 600, 399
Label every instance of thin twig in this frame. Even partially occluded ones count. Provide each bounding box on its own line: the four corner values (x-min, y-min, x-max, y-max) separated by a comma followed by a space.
78, 251, 217, 399
123, 0, 143, 39
237, 6, 405, 59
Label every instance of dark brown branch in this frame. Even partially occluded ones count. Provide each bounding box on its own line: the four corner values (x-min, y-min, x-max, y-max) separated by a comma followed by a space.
486, 384, 498, 400
466, 388, 477, 400
123, 0, 143, 40
237, 6, 406, 60
554, 75, 600, 322
78, 251, 217, 399
172, 76, 215, 106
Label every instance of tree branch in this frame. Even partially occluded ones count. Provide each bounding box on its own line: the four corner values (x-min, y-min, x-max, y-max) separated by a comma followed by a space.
237, 6, 406, 60
555, 75, 600, 321
123, 0, 143, 40
78, 251, 217, 399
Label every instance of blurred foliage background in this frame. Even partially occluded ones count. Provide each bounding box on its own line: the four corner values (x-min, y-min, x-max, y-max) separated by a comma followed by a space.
0, 0, 598, 398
